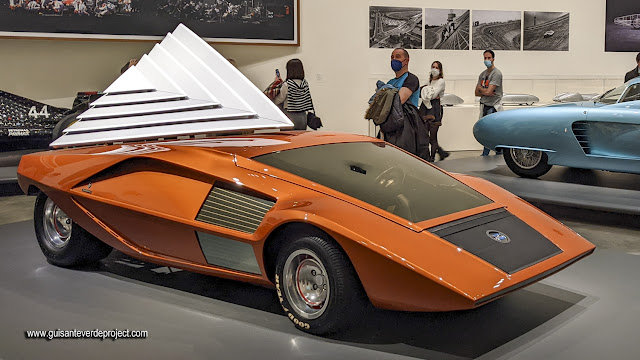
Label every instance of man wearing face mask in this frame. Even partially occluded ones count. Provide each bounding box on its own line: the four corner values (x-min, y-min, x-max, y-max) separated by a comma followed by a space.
366, 47, 428, 159
475, 49, 503, 156
388, 48, 420, 108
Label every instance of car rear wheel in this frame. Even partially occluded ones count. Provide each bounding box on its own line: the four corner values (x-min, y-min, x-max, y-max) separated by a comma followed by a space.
504, 148, 552, 178
275, 235, 365, 335
51, 109, 82, 141
34, 192, 112, 267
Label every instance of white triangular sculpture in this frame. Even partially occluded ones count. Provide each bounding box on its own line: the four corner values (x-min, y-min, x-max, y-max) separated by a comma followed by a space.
51, 24, 293, 148
103, 66, 157, 94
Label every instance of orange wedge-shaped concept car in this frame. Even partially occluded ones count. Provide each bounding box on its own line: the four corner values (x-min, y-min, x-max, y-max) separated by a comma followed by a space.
17, 25, 594, 335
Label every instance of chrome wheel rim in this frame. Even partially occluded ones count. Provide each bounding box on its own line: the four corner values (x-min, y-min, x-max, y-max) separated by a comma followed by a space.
510, 148, 542, 170
42, 198, 72, 249
283, 249, 329, 320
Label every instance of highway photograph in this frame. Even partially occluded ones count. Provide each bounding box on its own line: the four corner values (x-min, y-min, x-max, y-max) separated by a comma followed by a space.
472, 10, 521, 51
424, 8, 469, 50
523, 11, 570, 51
369, 6, 422, 49
605, 1, 640, 52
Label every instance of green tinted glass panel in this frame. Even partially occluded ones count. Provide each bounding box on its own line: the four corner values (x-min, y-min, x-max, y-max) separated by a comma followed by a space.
254, 142, 492, 223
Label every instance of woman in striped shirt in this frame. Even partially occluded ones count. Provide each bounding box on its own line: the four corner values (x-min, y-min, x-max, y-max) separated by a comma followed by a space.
274, 59, 314, 130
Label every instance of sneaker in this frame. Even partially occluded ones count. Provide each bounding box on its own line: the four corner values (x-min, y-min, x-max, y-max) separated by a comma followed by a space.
439, 150, 450, 160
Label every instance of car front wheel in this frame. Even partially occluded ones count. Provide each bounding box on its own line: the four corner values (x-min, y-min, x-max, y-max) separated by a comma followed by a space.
34, 192, 112, 267
504, 148, 552, 178
275, 235, 365, 335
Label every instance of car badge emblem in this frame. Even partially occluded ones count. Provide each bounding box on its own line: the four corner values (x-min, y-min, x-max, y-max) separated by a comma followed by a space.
486, 230, 511, 244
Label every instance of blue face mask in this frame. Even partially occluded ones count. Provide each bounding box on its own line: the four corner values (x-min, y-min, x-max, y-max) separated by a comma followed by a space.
484, 60, 492, 68
391, 59, 404, 72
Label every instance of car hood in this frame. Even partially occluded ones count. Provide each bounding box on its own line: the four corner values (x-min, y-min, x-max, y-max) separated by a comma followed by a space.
545, 101, 606, 109
545, 100, 640, 109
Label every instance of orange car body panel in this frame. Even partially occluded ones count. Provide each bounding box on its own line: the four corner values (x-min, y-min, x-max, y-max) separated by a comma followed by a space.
17, 132, 595, 311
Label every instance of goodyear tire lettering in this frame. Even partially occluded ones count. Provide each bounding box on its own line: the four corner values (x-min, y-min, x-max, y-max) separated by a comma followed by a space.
275, 274, 285, 304
276, 269, 312, 330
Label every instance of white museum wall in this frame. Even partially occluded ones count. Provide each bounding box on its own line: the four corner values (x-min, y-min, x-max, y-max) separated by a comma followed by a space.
0, 0, 635, 149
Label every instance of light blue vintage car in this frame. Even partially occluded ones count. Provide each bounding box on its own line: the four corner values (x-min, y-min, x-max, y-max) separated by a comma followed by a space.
473, 78, 640, 178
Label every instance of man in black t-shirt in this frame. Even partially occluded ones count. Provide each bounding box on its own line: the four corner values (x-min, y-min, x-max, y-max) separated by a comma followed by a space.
389, 48, 420, 108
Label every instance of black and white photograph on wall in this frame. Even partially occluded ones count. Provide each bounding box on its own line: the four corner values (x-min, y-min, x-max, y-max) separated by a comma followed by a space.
424, 9, 469, 50
369, 6, 422, 49
0, 0, 298, 45
471, 10, 521, 51
605, 1, 640, 52
523, 11, 569, 51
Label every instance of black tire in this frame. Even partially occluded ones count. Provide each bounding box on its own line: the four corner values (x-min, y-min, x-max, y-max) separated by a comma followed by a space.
275, 235, 365, 335
34, 192, 112, 267
51, 109, 83, 141
503, 148, 552, 178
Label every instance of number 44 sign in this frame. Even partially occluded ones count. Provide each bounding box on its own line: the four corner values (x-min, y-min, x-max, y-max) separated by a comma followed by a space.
28, 105, 50, 118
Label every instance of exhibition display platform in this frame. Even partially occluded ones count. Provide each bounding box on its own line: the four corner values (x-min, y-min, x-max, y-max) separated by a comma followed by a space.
1, 220, 639, 359
0, 149, 44, 185
437, 155, 640, 215
0, 165, 17, 185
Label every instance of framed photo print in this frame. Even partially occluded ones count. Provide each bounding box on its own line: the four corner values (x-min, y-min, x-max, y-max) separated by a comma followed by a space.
0, 0, 299, 45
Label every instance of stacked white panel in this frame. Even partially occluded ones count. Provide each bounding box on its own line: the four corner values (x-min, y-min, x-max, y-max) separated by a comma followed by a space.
51, 24, 293, 149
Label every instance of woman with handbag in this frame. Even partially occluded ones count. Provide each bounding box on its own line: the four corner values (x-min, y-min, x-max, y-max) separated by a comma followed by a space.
274, 59, 315, 130
419, 61, 450, 162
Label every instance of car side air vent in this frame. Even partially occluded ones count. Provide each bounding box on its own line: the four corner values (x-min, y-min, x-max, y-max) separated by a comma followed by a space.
571, 121, 591, 154
196, 186, 275, 234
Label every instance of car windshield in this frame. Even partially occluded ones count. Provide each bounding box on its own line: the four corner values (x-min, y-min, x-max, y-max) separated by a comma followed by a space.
253, 142, 492, 224
599, 84, 626, 104
620, 83, 640, 103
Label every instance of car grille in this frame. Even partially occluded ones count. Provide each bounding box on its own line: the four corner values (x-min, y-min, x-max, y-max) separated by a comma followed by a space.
571, 121, 591, 154
196, 186, 274, 233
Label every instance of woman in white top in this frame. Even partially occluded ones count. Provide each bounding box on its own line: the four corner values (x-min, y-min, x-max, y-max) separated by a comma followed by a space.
274, 59, 314, 130
419, 61, 449, 162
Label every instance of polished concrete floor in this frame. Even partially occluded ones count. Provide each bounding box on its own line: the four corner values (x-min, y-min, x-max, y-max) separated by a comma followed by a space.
1, 151, 640, 359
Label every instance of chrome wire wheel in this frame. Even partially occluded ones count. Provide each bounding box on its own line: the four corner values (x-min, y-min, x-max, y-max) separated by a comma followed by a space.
283, 249, 330, 320
42, 197, 72, 249
510, 148, 543, 170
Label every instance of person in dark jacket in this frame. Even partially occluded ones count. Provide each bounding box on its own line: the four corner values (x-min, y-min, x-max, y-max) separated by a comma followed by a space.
624, 52, 640, 83
379, 48, 428, 159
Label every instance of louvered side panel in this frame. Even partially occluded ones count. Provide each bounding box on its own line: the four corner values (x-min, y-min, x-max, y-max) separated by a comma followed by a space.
196, 232, 261, 274
196, 187, 274, 234
572, 121, 591, 154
